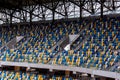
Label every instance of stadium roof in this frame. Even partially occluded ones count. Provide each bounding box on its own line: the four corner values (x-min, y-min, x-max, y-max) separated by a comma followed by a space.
0, 0, 120, 25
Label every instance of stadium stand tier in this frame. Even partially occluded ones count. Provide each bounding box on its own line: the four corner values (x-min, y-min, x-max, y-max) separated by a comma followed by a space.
0, 18, 120, 71
1, 0, 120, 79
0, 17, 120, 80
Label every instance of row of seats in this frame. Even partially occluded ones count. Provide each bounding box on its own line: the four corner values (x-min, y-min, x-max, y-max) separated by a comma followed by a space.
0, 17, 120, 73
51, 18, 120, 72
0, 25, 48, 47
0, 20, 87, 64
71, 19, 120, 50
52, 50, 119, 69
0, 70, 76, 80
0, 48, 58, 64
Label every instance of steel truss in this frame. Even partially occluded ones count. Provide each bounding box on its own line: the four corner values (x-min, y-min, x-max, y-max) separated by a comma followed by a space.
0, 0, 120, 24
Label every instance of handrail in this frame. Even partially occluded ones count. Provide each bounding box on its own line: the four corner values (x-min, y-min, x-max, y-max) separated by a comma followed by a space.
0, 37, 16, 53
15, 37, 31, 50
69, 35, 80, 45
50, 36, 68, 51
74, 35, 90, 51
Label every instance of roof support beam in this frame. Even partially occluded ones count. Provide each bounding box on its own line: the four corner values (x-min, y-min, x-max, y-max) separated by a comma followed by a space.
68, 0, 92, 14
16, 8, 42, 19
97, 1, 113, 11
112, 0, 115, 10
79, 0, 83, 20
33, 0, 65, 16
100, 0, 104, 18
90, 0, 95, 14
40, 6, 46, 20
0, 10, 24, 21
63, 0, 68, 19
42, 4, 65, 16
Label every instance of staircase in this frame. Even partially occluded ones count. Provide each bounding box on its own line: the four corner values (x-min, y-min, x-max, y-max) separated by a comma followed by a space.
72, 23, 91, 51
6, 36, 24, 49
0, 36, 26, 51
50, 36, 68, 51
15, 37, 31, 50
74, 35, 90, 51
6, 37, 16, 49
0, 37, 16, 53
